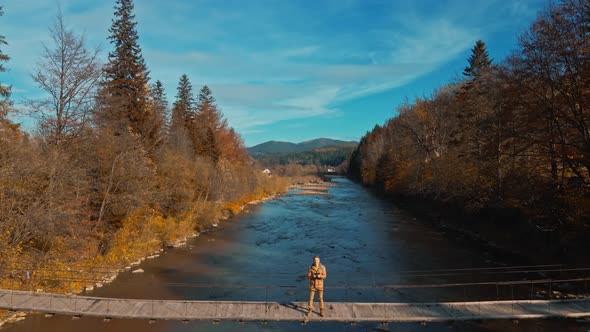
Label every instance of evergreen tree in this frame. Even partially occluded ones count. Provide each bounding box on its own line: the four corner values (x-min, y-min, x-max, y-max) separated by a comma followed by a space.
463, 40, 492, 80
198, 85, 215, 107
205, 126, 221, 164
171, 74, 194, 132
99, 0, 151, 138
149, 80, 168, 143
196, 85, 225, 132
167, 74, 195, 152
194, 85, 226, 161
453, 41, 494, 159
0, 6, 11, 118
150, 80, 168, 132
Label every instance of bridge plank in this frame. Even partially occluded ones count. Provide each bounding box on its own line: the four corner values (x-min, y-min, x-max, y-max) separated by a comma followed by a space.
0, 289, 588, 322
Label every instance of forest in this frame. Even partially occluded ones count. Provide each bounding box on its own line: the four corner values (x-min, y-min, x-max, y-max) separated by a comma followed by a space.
0, 1, 289, 291
253, 146, 355, 168
349, 0, 590, 234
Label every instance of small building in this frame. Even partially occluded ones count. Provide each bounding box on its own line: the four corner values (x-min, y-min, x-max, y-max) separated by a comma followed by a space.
327, 168, 336, 173
262, 169, 272, 175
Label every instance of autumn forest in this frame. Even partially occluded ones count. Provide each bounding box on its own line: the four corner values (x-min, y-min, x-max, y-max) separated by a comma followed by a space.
0, 0, 289, 290
349, 0, 590, 257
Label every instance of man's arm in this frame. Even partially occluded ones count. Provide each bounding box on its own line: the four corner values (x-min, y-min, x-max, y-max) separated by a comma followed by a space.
307, 266, 312, 279
321, 266, 327, 279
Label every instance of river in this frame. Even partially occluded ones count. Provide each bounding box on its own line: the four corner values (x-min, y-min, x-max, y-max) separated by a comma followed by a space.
3, 177, 587, 331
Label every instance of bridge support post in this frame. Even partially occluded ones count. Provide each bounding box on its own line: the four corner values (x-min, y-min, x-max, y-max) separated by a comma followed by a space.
495, 284, 499, 301
585, 278, 588, 311
583, 278, 588, 308
264, 286, 270, 321
548, 283, 552, 312
511, 285, 514, 315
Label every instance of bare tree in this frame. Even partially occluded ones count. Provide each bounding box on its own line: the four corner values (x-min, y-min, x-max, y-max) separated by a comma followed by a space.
28, 11, 101, 146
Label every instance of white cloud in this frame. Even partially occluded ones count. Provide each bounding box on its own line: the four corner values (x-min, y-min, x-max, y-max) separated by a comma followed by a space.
3, 0, 520, 141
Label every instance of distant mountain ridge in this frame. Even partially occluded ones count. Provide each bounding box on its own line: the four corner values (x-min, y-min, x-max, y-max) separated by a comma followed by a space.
248, 138, 357, 154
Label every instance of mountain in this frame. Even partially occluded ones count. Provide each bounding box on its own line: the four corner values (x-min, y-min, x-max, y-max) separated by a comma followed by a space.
248, 138, 358, 167
248, 138, 357, 155
248, 141, 299, 154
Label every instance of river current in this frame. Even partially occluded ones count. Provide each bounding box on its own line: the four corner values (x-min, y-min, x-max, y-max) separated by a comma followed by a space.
3, 177, 586, 331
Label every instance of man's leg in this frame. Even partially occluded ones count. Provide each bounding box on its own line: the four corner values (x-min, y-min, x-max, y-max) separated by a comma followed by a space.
307, 289, 315, 316
318, 290, 325, 317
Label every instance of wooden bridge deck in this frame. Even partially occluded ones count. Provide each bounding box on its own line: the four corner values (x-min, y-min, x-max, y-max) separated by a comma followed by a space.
1, 289, 589, 322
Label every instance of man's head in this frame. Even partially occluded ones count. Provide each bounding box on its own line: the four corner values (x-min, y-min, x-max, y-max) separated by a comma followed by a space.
313, 255, 320, 266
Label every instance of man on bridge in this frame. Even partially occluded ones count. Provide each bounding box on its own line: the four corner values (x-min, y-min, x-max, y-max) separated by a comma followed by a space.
307, 255, 327, 317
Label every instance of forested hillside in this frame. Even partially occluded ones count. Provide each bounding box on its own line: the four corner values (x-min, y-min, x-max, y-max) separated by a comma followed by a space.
350, 0, 590, 230
0, 0, 288, 291
248, 138, 356, 167
252, 145, 356, 167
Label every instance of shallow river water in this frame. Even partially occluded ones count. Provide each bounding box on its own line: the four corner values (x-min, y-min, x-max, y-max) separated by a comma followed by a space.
3, 177, 588, 331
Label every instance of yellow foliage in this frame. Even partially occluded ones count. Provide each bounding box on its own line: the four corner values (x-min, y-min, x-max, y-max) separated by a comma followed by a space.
104, 208, 165, 264
0, 173, 292, 294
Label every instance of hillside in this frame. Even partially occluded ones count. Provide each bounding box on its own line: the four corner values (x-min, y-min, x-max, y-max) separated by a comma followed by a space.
248, 138, 357, 167
248, 138, 357, 155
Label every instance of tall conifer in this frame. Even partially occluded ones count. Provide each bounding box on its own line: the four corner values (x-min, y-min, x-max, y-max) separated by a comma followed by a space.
149, 80, 168, 142
171, 74, 195, 133
463, 40, 492, 79
99, 0, 151, 138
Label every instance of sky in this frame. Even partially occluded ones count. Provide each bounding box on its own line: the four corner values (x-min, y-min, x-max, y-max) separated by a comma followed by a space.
1, 0, 547, 147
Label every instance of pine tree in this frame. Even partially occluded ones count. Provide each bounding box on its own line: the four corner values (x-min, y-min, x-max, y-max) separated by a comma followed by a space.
99, 0, 151, 138
0, 6, 11, 118
194, 85, 226, 162
150, 80, 168, 134
166, 74, 196, 153
463, 40, 492, 80
454, 40, 495, 162
196, 85, 225, 132
171, 74, 195, 133
198, 85, 216, 108
204, 126, 220, 164
148, 80, 168, 144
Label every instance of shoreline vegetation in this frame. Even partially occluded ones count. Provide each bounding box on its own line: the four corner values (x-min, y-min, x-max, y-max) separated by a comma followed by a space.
348, 0, 590, 265
386, 193, 586, 266
0, 0, 325, 326
0, 175, 326, 327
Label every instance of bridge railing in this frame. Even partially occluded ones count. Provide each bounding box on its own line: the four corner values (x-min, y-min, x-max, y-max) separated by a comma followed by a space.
1, 264, 589, 304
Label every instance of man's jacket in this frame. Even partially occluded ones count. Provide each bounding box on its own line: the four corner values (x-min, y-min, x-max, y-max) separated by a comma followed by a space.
307, 264, 327, 290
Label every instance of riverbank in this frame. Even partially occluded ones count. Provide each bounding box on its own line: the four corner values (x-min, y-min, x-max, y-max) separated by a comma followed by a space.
0, 177, 331, 328
381, 192, 590, 266
0, 192, 286, 327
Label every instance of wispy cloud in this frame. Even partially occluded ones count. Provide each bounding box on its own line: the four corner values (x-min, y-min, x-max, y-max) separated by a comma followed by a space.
141, 16, 476, 130
2, 0, 546, 144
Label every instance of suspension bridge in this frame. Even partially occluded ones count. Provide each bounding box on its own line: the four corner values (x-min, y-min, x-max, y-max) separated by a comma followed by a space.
0, 288, 589, 322
1, 264, 590, 322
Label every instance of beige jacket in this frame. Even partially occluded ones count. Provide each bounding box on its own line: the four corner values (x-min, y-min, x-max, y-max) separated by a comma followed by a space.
307, 263, 327, 290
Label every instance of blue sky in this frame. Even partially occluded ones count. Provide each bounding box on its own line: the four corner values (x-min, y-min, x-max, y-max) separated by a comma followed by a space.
2, 0, 546, 146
